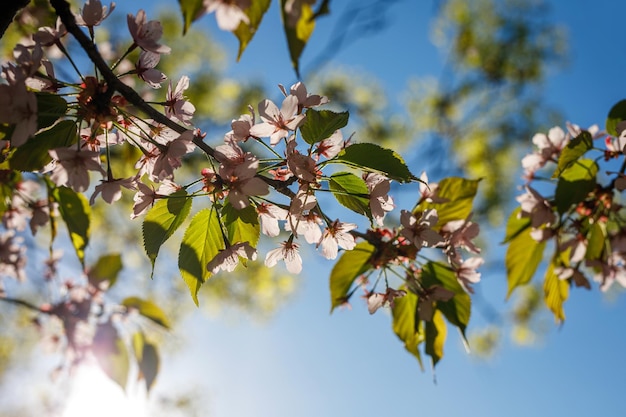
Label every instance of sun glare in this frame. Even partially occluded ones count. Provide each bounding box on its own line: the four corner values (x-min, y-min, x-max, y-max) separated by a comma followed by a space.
62, 364, 146, 417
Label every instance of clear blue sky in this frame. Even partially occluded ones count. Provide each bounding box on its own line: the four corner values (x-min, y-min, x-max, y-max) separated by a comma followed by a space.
4, 1, 626, 416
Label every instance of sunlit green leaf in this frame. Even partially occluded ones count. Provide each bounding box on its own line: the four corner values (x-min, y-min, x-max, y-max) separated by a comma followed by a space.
222, 202, 260, 246
93, 322, 129, 390
554, 158, 597, 215
335, 143, 413, 183
35, 92, 67, 130
553, 132, 593, 178
420, 261, 471, 338
328, 172, 370, 217
543, 262, 569, 323
585, 222, 607, 261
425, 309, 447, 367
280, 0, 315, 76
178, 0, 204, 34
300, 109, 349, 144
329, 241, 375, 312
501, 207, 531, 244
418, 177, 480, 229
178, 208, 224, 306
122, 297, 171, 329
0, 170, 21, 216
505, 228, 546, 299
391, 289, 424, 369
143, 190, 192, 276
606, 99, 626, 136
87, 253, 122, 288
10, 120, 77, 171
51, 186, 90, 266
234, 0, 271, 60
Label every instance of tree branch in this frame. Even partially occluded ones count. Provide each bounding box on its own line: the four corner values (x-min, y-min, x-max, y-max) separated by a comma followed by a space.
0, 0, 31, 40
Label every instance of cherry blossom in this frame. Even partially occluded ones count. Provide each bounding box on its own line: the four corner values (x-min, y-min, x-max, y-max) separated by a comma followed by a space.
249, 96, 305, 145
0, 83, 38, 147
440, 216, 481, 261
33, 17, 67, 47
400, 209, 444, 248
418, 171, 447, 204
127, 10, 171, 55
165, 76, 195, 124
364, 172, 394, 226
516, 185, 556, 228
279, 81, 329, 111
285, 213, 323, 244
286, 140, 319, 183
366, 287, 407, 314
135, 51, 167, 89
417, 285, 454, 321
318, 220, 357, 260
587, 254, 626, 291
90, 177, 137, 205
201, 0, 251, 31
0, 231, 26, 282
226, 109, 255, 142
256, 203, 288, 237
521, 126, 568, 176
76, 0, 116, 28
207, 242, 257, 274
48, 148, 106, 192
216, 142, 269, 209
454, 256, 484, 293
131, 180, 179, 219
265, 241, 302, 274
314, 130, 346, 160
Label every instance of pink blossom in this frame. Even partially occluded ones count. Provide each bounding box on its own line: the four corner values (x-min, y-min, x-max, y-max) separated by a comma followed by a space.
516, 186, 556, 228
521, 126, 568, 176
216, 142, 269, 209
265, 241, 302, 274
33, 18, 66, 47
76, 0, 116, 28
0, 83, 38, 147
279, 81, 329, 111
440, 217, 481, 255
286, 140, 319, 183
48, 148, 106, 192
455, 256, 483, 293
400, 209, 444, 248
366, 287, 407, 314
364, 173, 394, 226
226, 109, 255, 142
0, 231, 26, 281
288, 186, 317, 218
90, 177, 137, 205
317, 220, 357, 260
202, 0, 250, 31
127, 10, 171, 54
256, 203, 288, 237
249, 96, 305, 145
131, 180, 179, 219
207, 242, 257, 274
314, 130, 346, 160
587, 254, 626, 291
560, 234, 587, 264
285, 213, 323, 244
554, 266, 590, 289
165, 76, 195, 124
136, 51, 166, 89
417, 285, 454, 321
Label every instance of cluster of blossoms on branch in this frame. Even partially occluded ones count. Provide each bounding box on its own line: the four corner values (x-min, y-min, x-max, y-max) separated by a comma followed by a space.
0, 0, 487, 378
507, 118, 626, 321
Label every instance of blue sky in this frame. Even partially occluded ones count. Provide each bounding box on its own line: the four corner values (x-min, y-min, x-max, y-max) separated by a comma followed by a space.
3, 1, 626, 416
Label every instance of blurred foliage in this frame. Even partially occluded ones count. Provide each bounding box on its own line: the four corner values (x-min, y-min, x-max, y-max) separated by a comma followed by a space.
408, 0, 567, 223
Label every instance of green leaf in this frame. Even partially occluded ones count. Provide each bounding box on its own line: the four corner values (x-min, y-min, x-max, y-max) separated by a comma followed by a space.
178, 208, 224, 306
122, 297, 171, 329
234, 0, 271, 60
554, 159, 597, 215
143, 190, 192, 276
391, 290, 424, 369
36, 92, 67, 130
553, 132, 593, 178
51, 186, 90, 266
178, 0, 204, 34
420, 261, 471, 339
328, 172, 371, 217
329, 241, 375, 312
335, 143, 413, 183
425, 310, 447, 368
222, 202, 260, 246
10, 120, 78, 171
585, 222, 607, 261
501, 207, 531, 244
505, 228, 546, 299
543, 262, 569, 323
93, 321, 129, 390
87, 253, 122, 288
280, 0, 315, 76
300, 109, 349, 144
0, 170, 22, 216
606, 99, 626, 136
418, 177, 480, 229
